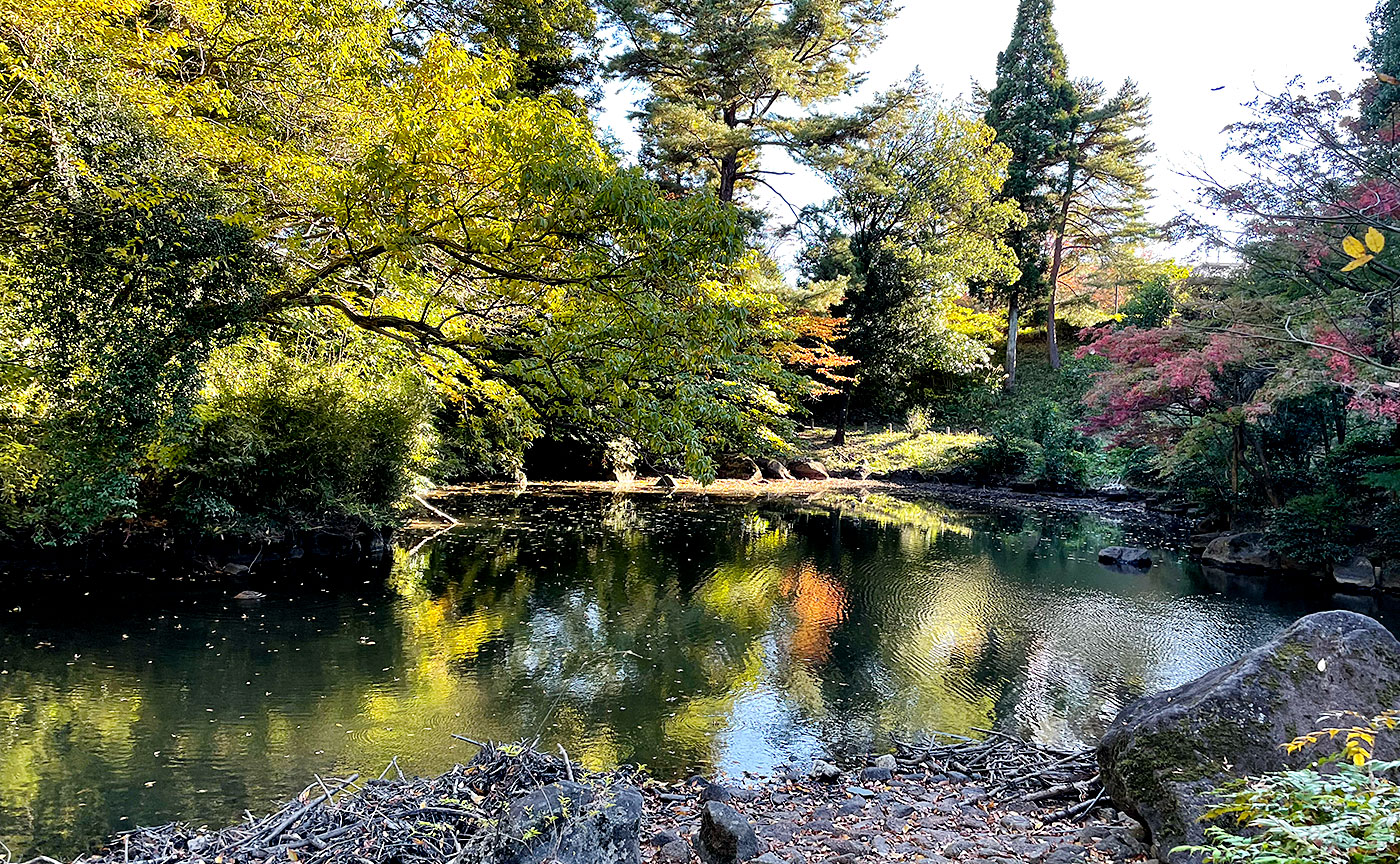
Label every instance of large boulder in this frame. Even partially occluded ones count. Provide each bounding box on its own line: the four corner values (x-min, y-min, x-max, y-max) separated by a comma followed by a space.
1097, 611, 1400, 863
717, 455, 763, 482
502, 781, 644, 864
760, 458, 794, 481
787, 459, 830, 481
695, 801, 758, 864
1097, 547, 1153, 569
1199, 532, 1280, 572
1333, 555, 1378, 590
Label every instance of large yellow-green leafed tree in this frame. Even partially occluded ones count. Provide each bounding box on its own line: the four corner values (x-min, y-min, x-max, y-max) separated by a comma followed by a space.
0, 0, 797, 540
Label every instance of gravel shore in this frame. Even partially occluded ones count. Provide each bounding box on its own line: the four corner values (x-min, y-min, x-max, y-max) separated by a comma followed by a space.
640, 764, 1152, 864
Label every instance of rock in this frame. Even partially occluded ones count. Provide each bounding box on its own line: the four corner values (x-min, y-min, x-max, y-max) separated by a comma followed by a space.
1009, 480, 1038, 493
760, 458, 795, 481
810, 760, 842, 782
656, 475, 680, 488
1097, 547, 1152, 569
787, 459, 830, 481
846, 785, 875, 797
658, 840, 692, 863
1097, 610, 1400, 863
503, 781, 644, 864
857, 766, 892, 783
998, 813, 1034, 832
1382, 561, 1400, 592
1093, 827, 1145, 861
1044, 846, 1087, 864
232, 590, 265, 600
1199, 532, 1281, 572
698, 783, 733, 803
1333, 555, 1378, 590
874, 754, 898, 770
695, 801, 758, 864
823, 838, 866, 856
651, 830, 683, 847
1188, 532, 1225, 553
718, 455, 763, 482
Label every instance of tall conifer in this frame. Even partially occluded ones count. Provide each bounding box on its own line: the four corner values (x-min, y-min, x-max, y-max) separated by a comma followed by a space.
983, 0, 1076, 388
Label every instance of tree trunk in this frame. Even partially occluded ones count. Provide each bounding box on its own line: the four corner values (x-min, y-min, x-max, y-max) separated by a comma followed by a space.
717, 106, 739, 203
1045, 153, 1077, 372
1004, 296, 1020, 390
1249, 428, 1281, 507
717, 152, 738, 203
832, 388, 850, 446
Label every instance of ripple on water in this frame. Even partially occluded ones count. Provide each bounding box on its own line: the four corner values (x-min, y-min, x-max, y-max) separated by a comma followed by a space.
1, 491, 1394, 859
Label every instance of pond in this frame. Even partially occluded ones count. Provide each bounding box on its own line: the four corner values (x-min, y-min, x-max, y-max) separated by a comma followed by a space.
2, 490, 1395, 858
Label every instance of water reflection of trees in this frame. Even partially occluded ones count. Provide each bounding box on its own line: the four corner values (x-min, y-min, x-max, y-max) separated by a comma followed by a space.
0, 493, 1298, 858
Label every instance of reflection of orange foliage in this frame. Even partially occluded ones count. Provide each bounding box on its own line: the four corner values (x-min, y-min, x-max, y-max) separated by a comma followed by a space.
780, 562, 848, 663
770, 314, 858, 396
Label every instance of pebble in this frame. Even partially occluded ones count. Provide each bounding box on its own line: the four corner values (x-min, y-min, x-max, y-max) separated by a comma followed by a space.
1044, 846, 1088, 864
638, 764, 1134, 864
810, 760, 841, 782
998, 812, 1034, 832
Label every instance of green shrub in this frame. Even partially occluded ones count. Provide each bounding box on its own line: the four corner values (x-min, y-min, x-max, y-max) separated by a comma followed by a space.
1267, 491, 1352, 568
905, 405, 933, 436
169, 342, 433, 533
1119, 273, 1175, 329
1180, 712, 1400, 864
962, 433, 1042, 482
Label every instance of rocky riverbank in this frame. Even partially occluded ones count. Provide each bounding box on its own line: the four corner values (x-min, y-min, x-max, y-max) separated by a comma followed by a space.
66, 737, 1151, 864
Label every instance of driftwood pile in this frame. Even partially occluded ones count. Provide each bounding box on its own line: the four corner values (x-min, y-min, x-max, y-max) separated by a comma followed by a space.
891, 728, 1104, 821
64, 740, 632, 864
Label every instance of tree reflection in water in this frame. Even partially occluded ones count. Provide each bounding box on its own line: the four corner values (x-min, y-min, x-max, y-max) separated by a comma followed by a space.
2, 490, 1381, 858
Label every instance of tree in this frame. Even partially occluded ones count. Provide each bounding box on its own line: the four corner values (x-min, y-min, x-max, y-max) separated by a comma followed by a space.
1, 0, 807, 539
1043, 79, 1153, 368
394, 0, 601, 100
602, 0, 898, 203
982, 0, 1077, 388
801, 99, 1021, 439
1360, 0, 1400, 127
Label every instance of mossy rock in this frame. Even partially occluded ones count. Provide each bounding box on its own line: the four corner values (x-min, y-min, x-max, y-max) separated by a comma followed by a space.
1097, 610, 1400, 863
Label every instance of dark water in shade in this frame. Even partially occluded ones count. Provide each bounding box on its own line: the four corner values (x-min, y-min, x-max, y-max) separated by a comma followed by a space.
2, 490, 1396, 858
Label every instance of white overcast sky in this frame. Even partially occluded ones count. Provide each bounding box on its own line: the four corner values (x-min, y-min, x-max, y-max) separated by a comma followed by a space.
596, 0, 1379, 267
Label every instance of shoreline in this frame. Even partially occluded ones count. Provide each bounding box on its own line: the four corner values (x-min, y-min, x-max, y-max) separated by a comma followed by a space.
422, 478, 1182, 530
68, 738, 1150, 864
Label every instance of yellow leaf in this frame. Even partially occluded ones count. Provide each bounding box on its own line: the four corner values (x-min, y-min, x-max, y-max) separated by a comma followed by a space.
1343, 235, 1366, 258
1367, 227, 1386, 253
1353, 751, 1367, 766
1341, 254, 1374, 272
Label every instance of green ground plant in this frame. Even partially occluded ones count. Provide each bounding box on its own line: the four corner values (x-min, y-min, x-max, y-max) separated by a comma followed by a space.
1179, 712, 1400, 864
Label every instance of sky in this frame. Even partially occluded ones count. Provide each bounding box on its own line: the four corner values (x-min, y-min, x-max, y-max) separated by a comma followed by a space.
597, 0, 1380, 268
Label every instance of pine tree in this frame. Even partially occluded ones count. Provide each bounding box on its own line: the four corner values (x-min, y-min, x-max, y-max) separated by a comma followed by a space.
983, 0, 1076, 388
1044, 79, 1153, 368
602, 0, 898, 204
1360, 0, 1400, 127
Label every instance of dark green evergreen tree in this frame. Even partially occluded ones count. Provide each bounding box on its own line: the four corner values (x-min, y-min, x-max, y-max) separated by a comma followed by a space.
1360, 0, 1400, 127
982, 0, 1076, 388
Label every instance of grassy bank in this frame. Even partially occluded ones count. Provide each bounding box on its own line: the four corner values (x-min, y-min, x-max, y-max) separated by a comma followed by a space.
796, 427, 986, 475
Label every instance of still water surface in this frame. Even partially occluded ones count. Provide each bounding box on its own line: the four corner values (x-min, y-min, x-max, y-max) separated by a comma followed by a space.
2, 491, 1394, 857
